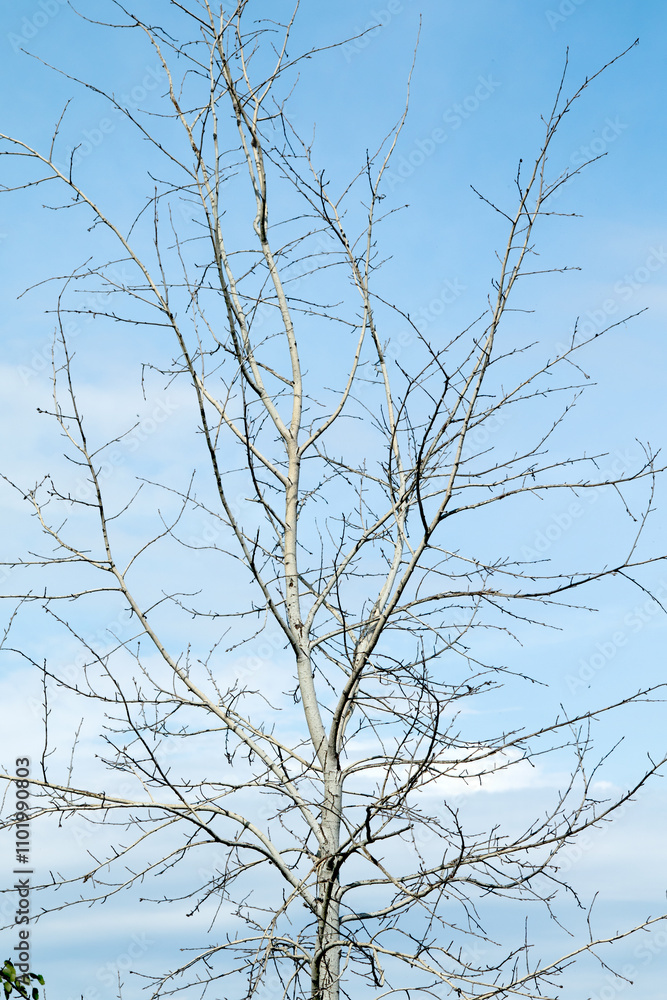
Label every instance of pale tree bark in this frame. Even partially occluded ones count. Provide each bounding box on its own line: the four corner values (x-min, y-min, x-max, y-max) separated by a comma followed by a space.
0, 5, 665, 1000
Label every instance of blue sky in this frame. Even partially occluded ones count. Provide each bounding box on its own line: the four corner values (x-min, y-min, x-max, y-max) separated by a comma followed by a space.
1, 2, 666, 998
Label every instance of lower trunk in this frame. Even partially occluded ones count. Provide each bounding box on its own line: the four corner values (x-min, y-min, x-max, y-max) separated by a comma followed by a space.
313, 762, 342, 1000
313, 857, 341, 1000
314, 869, 340, 1000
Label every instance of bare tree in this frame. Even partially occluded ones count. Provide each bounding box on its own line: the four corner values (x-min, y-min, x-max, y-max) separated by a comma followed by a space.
1, 4, 665, 999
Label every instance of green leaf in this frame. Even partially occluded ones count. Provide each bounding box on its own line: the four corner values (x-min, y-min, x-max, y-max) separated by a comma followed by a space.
2, 962, 17, 983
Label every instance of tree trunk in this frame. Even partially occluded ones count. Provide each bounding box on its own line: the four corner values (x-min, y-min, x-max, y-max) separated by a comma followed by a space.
314, 759, 342, 1000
